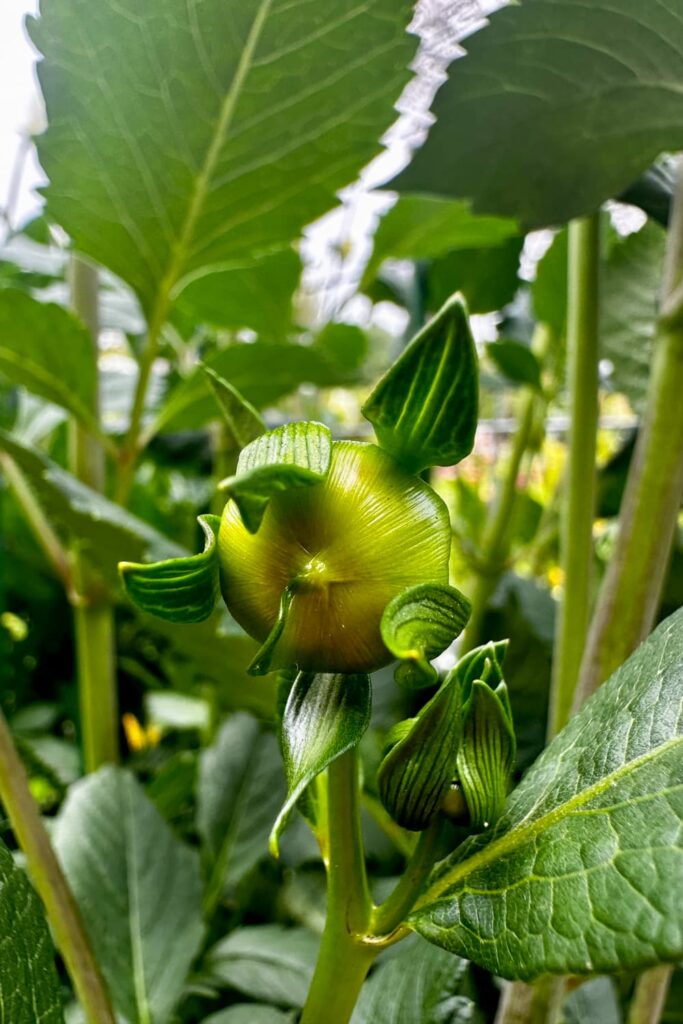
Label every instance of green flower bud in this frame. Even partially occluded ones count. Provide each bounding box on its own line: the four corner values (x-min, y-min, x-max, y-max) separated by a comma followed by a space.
377, 671, 463, 831
456, 678, 515, 830
217, 440, 451, 675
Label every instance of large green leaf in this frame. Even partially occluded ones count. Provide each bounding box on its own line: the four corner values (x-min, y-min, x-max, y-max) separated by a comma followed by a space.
55, 766, 204, 1024
601, 221, 666, 412
197, 714, 285, 908
0, 839, 64, 1024
410, 608, 683, 979
204, 925, 317, 1008
351, 935, 479, 1024
271, 671, 372, 855
30, 0, 416, 324
0, 290, 97, 430
393, 0, 683, 227
427, 235, 523, 315
362, 196, 517, 287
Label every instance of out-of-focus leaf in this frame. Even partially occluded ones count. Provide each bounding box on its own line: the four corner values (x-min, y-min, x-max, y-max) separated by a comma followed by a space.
410, 610, 683, 979
0, 290, 97, 429
601, 221, 666, 412
152, 343, 343, 437
204, 925, 318, 1008
202, 1008, 292, 1024
55, 766, 204, 1024
203, 367, 264, 450
393, 0, 683, 227
564, 977, 622, 1024
0, 839, 64, 1024
532, 229, 568, 337
178, 249, 301, 336
362, 196, 517, 286
428, 235, 523, 315
351, 934, 480, 1024
31, 0, 417, 322
362, 295, 478, 472
314, 322, 368, 374
486, 340, 542, 390
198, 714, 285, 905
271, 672, 371, 855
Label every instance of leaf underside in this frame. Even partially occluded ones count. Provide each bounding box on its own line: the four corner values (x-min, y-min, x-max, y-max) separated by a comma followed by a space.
410, 609, 683, 980
393, 0, 683, 227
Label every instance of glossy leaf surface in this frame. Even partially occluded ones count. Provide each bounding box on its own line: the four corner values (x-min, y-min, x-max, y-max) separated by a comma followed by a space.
362, 295, 478, 472
220, 421, 332, 533
411, 609, 683, 979
30, 0, 416, 321
0, 839, 64, 1024
270, 672, 372, 855
393, 0, 683, 227
55, 766, 204, 1024
381, 582, 471, 688
120, 514, 221, 623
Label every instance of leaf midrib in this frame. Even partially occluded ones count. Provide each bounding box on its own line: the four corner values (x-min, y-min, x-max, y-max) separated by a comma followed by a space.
148, 0, 273, 334
415, 733, 683, 911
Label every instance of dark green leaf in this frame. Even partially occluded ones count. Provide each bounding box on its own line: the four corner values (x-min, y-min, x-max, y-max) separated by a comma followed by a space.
380, 582, 471, 689
178, 249, 300, 336
362, 196, 517, 287
0, 290, 97, 429
30, 0, 416, 321
410, 609, 683, 979
204, 925, 318, 1009
456, 680, 515, 830
271, 672, 372, 855
198, 715, 285, 905
55, 766, 204, 1024
0, 839, 64, 1024
120, 513, 221, 623
220, 421, 332, 533
153, 342, 343, 437
351, 934, 480, 1024
203, 367, 265, 450
379, 670, 463, 831
486, 341, 542, 390
362, 295, 479, 472
532, 229, 568, 337
427, 235, 523, 315
393, 0, 683, 226
601, 221, 666, 412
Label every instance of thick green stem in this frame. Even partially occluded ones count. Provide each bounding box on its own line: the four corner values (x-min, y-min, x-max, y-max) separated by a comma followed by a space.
69, 256, 119, 771
301, 750, 375, 1024
573, 169, 683, 711
627, 966, 673, 1024
548, 214, 600, 737
0, 709, 116, 1024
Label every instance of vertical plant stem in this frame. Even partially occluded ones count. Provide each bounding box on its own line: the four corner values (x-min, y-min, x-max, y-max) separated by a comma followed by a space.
69, 256, 119, 771
370, 818, 443, 937
301, 750, 376, 1024
573, 164, 683, 710
571, 161, 683, 1024
461, 323, 551, 652
627, 966, 673, 1024
494, 979, 565, 1024
0, 709, 116, 1024
548, 213, 600, 737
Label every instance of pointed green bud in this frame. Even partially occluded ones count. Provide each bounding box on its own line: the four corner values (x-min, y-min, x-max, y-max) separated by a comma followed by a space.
361, 295, 478, 473
456, 679, 515, 830
378, 671, 463, 831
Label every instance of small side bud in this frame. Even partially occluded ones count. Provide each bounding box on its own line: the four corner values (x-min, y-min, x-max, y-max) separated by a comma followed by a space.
378, 672, 463, 831
456, 679, 515, 830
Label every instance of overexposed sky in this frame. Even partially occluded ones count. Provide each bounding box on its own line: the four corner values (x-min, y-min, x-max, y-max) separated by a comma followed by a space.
0, 0, 43, 230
